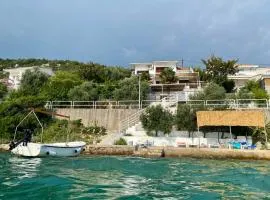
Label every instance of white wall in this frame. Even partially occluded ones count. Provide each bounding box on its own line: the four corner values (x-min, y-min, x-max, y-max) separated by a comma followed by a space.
123, 136, 252, 147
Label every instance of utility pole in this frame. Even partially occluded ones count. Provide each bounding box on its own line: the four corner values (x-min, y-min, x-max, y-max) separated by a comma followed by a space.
181, 59, 184, 67
138, 75, 141, 109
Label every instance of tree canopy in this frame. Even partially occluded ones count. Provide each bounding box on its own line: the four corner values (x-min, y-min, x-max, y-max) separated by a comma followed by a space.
194, 67, 207, 82
77, 62, 131, 83
159, 68, 178, 84
239, 80, 268, 99
190, 82, 226, 100
202, 55, 238, 86
68, 81, 99, 101
140, 105, 174, 136
175, 104, 203, 137
19, 68, 49, 95
42, 71, 82, 100
113, 77, 149, 101
0, 82, 7, 99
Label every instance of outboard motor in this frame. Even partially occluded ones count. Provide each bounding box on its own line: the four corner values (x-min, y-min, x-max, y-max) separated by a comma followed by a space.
9, 129, 33, 150
9, 141, 16, 150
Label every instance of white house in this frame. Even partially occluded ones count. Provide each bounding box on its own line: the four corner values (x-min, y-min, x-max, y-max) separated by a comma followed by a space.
3, 66, 54, 89
130, 60, 201, 100
228, 64, 270, 91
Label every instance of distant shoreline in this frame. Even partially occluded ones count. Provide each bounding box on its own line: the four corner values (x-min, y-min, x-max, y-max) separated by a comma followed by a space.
2, 144, 270, 161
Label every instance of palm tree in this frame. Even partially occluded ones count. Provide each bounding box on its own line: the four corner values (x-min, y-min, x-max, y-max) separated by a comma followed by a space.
159, 68, 178, 84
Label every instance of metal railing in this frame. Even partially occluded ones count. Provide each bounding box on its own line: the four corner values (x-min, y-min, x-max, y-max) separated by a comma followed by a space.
2, 99, 270, 110
119, 108, 146, 133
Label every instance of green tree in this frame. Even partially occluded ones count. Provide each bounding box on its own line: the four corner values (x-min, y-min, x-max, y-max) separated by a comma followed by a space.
42, 71, 82, 100
98, 83, 116, 100
222, 79, 235, 93
19, 68, 49, 95
159, 68, 178, 84
68, 81, 99, 101
140, 72, 151, 82
140, 105, 174, 136
113, 77, 149, 101
202, 55, 238, 86
190, 82, 226, 100
252, 122, 270, 147
244, 80, 260, 91
236, 88, 254, 99
175, 104, 203, 137
0, 82, 8, 99
239, 80, 268, 99
0, 95, 48, 139
78, 62, 131, 83
194, 67, 207, 81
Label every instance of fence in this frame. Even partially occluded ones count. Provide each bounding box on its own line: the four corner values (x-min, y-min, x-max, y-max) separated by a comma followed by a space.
2, 99, 270, 110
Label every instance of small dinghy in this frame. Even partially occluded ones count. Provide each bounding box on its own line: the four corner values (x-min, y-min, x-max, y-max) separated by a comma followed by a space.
9, 109, 86, 157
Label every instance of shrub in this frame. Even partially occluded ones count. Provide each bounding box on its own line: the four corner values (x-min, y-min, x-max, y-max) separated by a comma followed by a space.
81, 125, 107, 136
114, 138, 127, 145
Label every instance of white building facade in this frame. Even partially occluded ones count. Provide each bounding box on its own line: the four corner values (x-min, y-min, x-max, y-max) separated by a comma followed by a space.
3, 66, 53, 89
130, 61, 201, 100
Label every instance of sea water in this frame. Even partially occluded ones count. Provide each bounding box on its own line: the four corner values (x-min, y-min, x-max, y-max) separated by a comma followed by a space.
0, 152, 270, 199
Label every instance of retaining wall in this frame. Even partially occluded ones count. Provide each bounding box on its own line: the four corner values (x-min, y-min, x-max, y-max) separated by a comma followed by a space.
56, 108, 139, 132
84, 145, 270, 160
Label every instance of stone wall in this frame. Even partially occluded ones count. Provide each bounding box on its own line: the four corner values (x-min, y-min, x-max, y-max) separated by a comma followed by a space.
56, 108, 139, 132
84, 145, 134, 155
84, 145, 270, 160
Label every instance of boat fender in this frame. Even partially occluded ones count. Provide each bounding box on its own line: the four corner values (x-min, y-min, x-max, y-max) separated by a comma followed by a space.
74, 149, 78, 153
46, 151, 50, 155
82, 148, 86, 152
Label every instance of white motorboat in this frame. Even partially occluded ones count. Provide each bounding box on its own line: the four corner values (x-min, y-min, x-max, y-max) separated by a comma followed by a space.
11, 142, 86, 157
9, 109, 86, 157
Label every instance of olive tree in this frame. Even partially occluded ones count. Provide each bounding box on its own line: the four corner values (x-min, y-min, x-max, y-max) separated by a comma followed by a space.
190, 82, 226, 100
175, 104, 204, 137
20, 68, 49, 95
140, 105, 174, 136
68, 81, 99, 101
113, 76, 149, 101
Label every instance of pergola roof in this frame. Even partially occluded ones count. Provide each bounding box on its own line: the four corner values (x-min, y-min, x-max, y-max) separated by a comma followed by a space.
197, 110, 265, 128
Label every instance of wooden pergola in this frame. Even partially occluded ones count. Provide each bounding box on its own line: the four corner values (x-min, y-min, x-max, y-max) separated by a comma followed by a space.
196, 110, 267, 142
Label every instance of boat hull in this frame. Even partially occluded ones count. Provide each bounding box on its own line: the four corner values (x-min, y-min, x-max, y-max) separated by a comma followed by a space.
11, 142, 86, 157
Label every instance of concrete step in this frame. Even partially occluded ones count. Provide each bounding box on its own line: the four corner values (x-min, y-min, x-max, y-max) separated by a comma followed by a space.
135, 122, 145, 131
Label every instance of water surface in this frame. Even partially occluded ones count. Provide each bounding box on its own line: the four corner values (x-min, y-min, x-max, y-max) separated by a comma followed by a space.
0, 153, 270, 199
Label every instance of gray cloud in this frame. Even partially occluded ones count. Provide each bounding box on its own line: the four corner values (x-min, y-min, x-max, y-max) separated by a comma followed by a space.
0, 0, 270, 66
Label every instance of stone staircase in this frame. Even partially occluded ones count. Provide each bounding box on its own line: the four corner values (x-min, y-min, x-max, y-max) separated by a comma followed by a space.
120, 95, 179, 136
125, 122, 147, 136
99, 131, 123, 145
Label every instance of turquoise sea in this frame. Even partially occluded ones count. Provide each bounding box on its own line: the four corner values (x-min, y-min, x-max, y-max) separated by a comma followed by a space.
0, 153, 270, 200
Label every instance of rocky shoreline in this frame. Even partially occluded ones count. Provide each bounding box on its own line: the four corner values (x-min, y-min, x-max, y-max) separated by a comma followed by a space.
2, 144, 270, 160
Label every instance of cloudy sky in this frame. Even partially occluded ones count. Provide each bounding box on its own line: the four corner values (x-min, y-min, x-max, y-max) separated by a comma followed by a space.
0, 0, 270, 66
